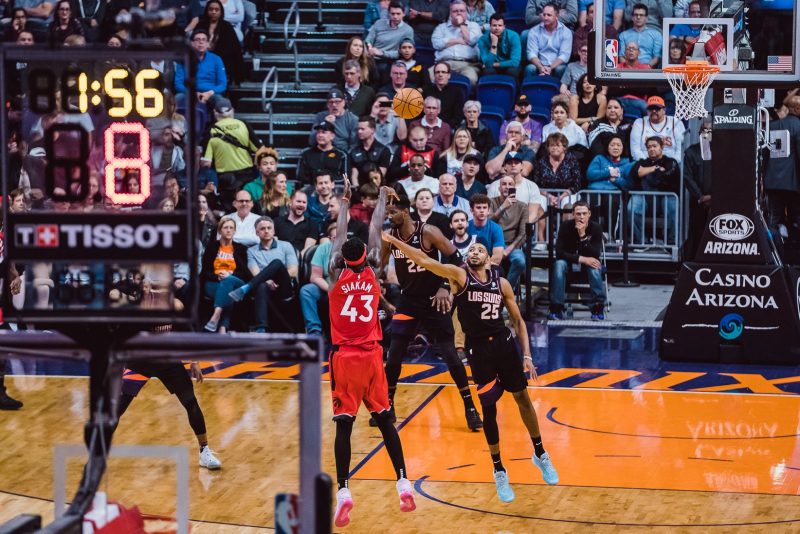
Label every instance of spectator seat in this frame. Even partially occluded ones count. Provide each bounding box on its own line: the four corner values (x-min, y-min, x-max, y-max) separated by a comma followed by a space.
520, 76, 560, 116
479, 105, 506, 145
448, 72, 472, 101
477, 74, 517, 118
299, 244, 319, 285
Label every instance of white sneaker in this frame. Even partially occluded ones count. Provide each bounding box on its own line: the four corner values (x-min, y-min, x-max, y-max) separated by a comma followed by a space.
396, 478, 416, 512
532, 451, 559, 485
334, 487, 353, 528
533, 243, 547, 252
199, 446, 222, 470
493, 470, 515, 502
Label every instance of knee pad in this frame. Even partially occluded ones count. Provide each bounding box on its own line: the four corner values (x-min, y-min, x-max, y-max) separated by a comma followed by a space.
333, 414, 355, 425
370, 409, 393, 425
477, 378, 504, 406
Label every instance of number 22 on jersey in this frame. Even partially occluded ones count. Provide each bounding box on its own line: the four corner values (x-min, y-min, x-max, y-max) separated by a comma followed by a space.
339, 294, 374, 322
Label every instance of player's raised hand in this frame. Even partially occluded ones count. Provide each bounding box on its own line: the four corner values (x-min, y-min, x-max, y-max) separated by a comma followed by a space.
343, 176, 352, 202
382, 186, 400, 204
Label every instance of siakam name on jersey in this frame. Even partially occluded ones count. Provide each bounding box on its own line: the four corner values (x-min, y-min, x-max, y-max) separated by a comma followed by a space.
14, 223, 181, 249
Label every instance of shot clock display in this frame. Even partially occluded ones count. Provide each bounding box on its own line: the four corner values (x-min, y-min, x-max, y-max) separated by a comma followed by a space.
1, 46, 197, 324
29, 67, 164, 117
24, 62, 168, 205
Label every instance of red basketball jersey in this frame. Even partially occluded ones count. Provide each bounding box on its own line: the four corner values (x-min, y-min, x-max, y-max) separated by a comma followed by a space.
329, 267, 382, 346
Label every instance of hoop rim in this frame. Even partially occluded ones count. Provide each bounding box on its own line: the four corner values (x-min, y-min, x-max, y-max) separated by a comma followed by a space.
662, 61, 721, 78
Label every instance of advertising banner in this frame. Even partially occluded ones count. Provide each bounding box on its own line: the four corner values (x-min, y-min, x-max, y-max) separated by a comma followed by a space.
662, 263, 800, 363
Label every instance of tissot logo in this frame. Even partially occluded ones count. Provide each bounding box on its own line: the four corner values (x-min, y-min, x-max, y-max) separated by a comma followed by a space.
15, 223, 180, 249
709, 214, 754, 241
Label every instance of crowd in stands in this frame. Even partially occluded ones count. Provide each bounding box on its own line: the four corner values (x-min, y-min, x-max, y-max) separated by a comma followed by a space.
3, 0, 799, 336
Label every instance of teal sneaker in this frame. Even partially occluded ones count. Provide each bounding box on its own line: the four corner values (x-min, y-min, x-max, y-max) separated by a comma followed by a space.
493, 470, 515, 502
533, 452, 559, 485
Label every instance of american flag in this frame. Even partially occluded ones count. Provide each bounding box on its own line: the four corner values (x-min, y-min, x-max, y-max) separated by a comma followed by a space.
767, 55, 793, 72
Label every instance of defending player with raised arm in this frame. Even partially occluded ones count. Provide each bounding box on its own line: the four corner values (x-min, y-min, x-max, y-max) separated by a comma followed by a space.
382, 232, 559, 502
376, 194, 482, 431
326, 179, 416, 528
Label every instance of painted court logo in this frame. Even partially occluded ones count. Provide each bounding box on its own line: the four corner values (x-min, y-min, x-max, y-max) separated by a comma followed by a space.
719, 313, 744, 340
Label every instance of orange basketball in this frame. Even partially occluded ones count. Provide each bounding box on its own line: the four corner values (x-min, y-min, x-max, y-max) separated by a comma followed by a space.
392, 87, 424, 119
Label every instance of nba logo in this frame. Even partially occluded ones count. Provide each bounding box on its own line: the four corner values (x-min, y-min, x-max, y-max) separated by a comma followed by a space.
274, 493, 299, 534
605, 39, 618, 69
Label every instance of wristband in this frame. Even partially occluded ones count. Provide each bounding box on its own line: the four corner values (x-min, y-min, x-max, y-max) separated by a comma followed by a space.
523, 356, 533, 361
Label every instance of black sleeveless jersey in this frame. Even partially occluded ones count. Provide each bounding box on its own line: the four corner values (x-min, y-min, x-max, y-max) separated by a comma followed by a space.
455, 265, 506, 337
391, 221, 442, 298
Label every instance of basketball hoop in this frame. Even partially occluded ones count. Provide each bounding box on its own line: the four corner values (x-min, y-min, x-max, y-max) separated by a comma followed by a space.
663, 61, 720, 120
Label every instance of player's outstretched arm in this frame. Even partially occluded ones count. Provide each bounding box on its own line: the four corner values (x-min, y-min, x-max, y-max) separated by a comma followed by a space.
500, 277, 537, 383
367, 186, 394, 266
381, 231, 467, 291
328, 177, 353, 279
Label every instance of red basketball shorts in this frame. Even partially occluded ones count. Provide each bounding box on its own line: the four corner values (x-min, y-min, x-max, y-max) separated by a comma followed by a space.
330, 343, 389, 419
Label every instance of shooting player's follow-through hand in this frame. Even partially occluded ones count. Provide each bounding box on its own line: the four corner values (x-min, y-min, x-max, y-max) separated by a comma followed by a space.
382, 186, 399, 204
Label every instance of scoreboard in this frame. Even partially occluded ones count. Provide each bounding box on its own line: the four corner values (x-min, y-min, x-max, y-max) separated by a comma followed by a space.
1, 46, 197, 325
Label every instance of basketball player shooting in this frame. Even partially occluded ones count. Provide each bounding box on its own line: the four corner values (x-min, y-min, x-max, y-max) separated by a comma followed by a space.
381, 234, 559, 502
327, 180, 416, 528
379, 195, 482, 431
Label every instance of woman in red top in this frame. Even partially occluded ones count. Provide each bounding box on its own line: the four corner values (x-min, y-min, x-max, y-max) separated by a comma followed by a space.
201, 218, 251, 332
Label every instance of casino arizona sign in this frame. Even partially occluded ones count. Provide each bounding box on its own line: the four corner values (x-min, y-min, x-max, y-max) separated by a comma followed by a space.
685, 268, 778, 309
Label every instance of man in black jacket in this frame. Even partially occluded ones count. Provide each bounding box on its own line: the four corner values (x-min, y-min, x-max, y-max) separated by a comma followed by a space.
629, 136, 680, 247
549, 201, 606, 320
683, 118, 712, 260
296, 121, 349, 187
423, 61, 464, 128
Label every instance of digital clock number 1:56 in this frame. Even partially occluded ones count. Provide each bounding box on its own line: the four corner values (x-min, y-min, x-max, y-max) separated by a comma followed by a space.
29, 68, 164, 118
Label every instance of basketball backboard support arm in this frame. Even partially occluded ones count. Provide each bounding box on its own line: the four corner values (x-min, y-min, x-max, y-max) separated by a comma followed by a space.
0, 331, 329, 534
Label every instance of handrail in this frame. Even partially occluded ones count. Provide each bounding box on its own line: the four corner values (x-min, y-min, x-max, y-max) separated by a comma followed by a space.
261, 66, 279, 146
283, 1, 301, 89
316, 0, 324, 31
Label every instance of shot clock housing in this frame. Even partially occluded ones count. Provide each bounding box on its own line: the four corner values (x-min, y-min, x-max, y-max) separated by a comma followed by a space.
0, 45, 198, 326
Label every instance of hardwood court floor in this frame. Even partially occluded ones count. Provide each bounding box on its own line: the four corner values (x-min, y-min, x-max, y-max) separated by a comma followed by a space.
2, 375, 800, 532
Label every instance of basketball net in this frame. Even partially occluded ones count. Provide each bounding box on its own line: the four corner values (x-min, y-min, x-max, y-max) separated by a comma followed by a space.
663, 61, 720, 120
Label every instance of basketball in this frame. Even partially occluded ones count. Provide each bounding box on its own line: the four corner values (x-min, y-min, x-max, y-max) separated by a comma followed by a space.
392, 88, 424, 119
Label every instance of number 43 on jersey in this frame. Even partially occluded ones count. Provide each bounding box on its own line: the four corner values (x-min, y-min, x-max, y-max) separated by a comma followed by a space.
339, 294, 375, 322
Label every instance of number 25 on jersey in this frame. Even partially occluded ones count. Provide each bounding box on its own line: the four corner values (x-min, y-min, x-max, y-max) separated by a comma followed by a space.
339, 294, 375, 322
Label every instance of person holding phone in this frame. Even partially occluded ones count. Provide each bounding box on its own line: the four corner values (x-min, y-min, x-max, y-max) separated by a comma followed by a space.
371, 93, 408, 153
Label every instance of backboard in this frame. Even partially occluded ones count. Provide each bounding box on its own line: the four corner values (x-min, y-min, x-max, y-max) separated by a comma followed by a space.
592, 0, 800, 87
1, 46, 197, 325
